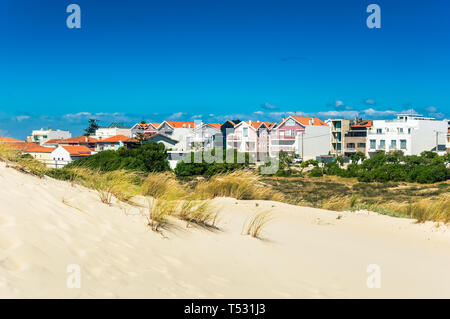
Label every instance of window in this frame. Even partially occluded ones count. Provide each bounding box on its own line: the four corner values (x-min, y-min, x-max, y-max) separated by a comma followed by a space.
379, 140, 385, 149
376, 128, 382, 134
358, 143, 366, 148
288, 130, 295, 137
243, 127, 248, 138
399, 128, 403, 133
408, 128, 411, 134
370, 140, 376, 149
347, 143, 355, 149
400, 140, 407, 150
391, 140, 397, 149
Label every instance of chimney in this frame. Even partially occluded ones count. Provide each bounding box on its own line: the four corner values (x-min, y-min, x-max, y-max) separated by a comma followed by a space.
249, 120, 252, 126
309, 119, 312, 125
311, 118, 315, 124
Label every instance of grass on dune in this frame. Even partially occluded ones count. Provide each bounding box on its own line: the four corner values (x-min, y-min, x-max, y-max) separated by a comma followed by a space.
177, 199, 219, 228
242, 211, 274, 239
194, 170, 284, 201
142, 172, 185, 199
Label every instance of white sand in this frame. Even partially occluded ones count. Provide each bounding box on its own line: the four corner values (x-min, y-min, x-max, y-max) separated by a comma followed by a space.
0, 162, 449, 298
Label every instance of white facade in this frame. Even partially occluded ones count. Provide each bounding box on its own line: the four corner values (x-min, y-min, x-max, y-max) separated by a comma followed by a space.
157, 122, 195, 151
94, 127, 132, 140
28, 128, 71, 145
186, 123, 222, 152
296, 125, 331, 160
366, 114, 448, 157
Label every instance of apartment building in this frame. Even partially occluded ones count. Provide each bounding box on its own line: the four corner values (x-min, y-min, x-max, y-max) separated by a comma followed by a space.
366, 114, 448, 157
343, 120, 373, 156
27, 127, 71, 145
328, 119, 351, 156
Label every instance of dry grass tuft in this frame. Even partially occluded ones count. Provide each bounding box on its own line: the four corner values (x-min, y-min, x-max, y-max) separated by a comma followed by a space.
242, 211, 274, 239
177, 199, 219, 228
142, 172, 185, 200
147, 197, 176, 231
194, 170, 284, 201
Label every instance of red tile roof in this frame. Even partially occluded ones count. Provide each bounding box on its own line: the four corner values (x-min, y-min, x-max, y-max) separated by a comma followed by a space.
0, 137, 25, 143
19, 143, 56, 153
352, 120, 373, 128
241, 121, 276, 130
61, 145, 92, 157
291, 116, 328, 126
97, 135, 131, 143
58, 136, 99, 144
44, 139, 63, 144
163, 121, 195, 129
206, 123, 222, 130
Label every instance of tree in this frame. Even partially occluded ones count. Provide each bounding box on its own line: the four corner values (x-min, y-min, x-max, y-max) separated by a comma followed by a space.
84, 119, 99, 137
134, 132, 146, 145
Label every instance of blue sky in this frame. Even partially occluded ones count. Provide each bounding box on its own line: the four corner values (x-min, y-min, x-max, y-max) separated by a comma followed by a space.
1, 0, 449, 138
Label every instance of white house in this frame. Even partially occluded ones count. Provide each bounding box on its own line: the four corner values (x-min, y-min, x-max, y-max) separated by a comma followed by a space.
156, 121, 196, 151
50, 145, 92, 168
95, 135, 131, 151
94, 126, 132, 140
366, 113, 448, 157
187, 122, 222, 151
27, 128, 71, 145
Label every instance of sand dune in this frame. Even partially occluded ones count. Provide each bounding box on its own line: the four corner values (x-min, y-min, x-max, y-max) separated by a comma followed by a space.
0, 162, 449, 298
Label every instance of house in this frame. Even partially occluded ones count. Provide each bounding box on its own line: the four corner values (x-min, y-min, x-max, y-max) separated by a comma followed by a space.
156, 121, 196, 151
269, 116, 329, 160
142, 133, 178, 150
220, 120, 241, 150
19, 143, 56, 164
44, 136, 99, 150
94, 123, 132, 140
187, 123, 222, 151
130, 122, 161, 137
95, 135, 134, 151
50, 145, 92, 168
328, 119, 351, 156
343, 119, 373, 157
366, 113, 448, 157
27, 127, 71, 145
227, 121, 275, 161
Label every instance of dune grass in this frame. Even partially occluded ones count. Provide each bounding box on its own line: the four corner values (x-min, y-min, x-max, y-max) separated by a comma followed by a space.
142, 172, 185, 200
242, 211, 274, 239
194, 170, 284, 201
147, 197, 177, 231
177, 199, 219, 228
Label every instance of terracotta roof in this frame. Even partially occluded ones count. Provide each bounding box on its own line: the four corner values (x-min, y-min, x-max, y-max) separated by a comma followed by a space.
0, 137, 25, 143
58, 136, 99, 144
21, 143, 55, 153
206, 123, 222, 130
163, 121, 195, 129
135, 122, 160, 130
44, 139, 63, 144
352, 120, 373, 128
97, 135, 132, 143
291, 116, 328, 126
61, 145, 92, 157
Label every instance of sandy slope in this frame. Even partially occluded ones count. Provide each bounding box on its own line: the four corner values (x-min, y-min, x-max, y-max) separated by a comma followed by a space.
0, 162, 449, 298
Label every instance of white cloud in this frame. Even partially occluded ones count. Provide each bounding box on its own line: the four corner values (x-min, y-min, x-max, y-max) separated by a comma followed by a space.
168, 112, 185, 120
426, 106, 437, 113
261, 102, 278, 110
362, 108, 397, 117
335, 100, 344, 107
365, 99, 375, 105
63, 112, 92, 120
317, 110, 359, 118
254, 111, 264, 115
15, 115, 30, 122
191, 114, 203, 119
